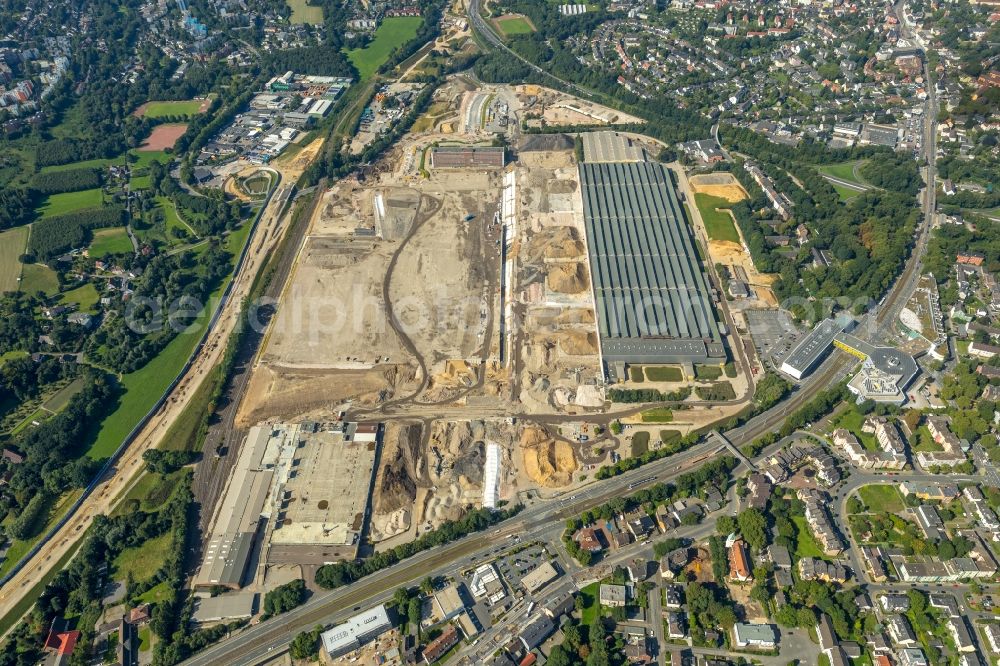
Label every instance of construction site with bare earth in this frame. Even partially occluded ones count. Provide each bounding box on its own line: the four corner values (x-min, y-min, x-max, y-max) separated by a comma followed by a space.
200, 79, 766, 598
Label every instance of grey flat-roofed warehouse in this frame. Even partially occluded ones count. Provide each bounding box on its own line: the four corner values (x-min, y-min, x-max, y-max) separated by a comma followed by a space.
582, 131, 647, 163
779, 317, 848, 380
579, 161, 723, 374
429, 145, 505, 168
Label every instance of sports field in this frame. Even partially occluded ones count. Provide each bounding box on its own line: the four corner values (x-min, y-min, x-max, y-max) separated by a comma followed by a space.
0, 227, 29, 292
139, 124, 187, 151
89, 227, 133, 258
287, 0, 323, 24
133, 99, 208, 118
494, 14, 536, 36
35, 188, 104, 219
694, 193, 740, 243
346, 16, 423, 80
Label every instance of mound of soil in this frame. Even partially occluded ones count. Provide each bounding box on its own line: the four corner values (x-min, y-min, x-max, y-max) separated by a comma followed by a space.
557, 330, 598, 356
546, 262, 589, 294
375, 424, 423, 513
520, 426, 577, 487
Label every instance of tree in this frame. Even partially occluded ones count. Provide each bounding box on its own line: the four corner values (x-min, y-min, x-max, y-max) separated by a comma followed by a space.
420, 577, 434, 595
263, 579, 306, 616
737, 508, 767, 551
289, 625, 322, 661
716, 515, 737, 535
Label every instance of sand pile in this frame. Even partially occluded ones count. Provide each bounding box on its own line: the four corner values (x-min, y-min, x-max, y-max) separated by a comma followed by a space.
558, 330, 598, 356
547, 262, 589, 294
520, 426, 577, 487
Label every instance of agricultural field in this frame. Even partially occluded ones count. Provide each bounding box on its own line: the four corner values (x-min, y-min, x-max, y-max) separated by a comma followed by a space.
35, 188, 104, 219
0, 226, 29, 292
694, 193, 740, 243
39, 156, 122, 174
19, 264, 59, 296
494, 14, 536, 37
346, 16, 423, 81
133, 99, 207, 118
287, 0, 323, 24
88, 227, 133, 258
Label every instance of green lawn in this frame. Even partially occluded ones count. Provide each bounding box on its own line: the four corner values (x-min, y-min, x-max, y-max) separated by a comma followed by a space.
59, 282, 101, 312
694, 364, 723, 380
832, 183, 862, 202
496, 15, 535, 36
138, 626, 151, 652
858, 484, 904, 513
641, 408, 674, 423
138, 581, 173, 604
113, 532, 172, 584
139, 100, 204, 118
818, 161, 863, 182
0, 226, 29, 293
831, 406, 879, 451
792, 514, 826, 560
632, 431, 650, 455
645, 366, 683, 382
155, 196, 195, 241
130, 174, 152, 190
89, 227, 133, 258
346, 17, 424, 81
19, 263, 59, 296
578, 581, 600, 625
694, 193, 740, 243
35, 188, 104, 218
287, 0, 323, 24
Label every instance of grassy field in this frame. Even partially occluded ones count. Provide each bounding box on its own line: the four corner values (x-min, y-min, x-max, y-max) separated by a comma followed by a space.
89, 227, 133, 258
346, 16, 423, 81
694, 193, 740, 243
59, 282, 101, 312
645, 366, 683, 382
831, 407, 879, 451
113, 532, 172, 584
858, 484, 904, 513
43, 376, 87, 413
792, 514, 826, 560
631, 431, 650, 455
496, 15, 535, 36
818, 161, 865, 183
0, 226, 29, 292
19, 263, 59, 296
578, 581, 600, 625
113, 469, 188, 516
694, 364, 723, 380
641, 408, 673, 423
39, 156, 123, 174
287, 0, 323, 24
35, 188, 104, 218
832, 182, 862, 202
130, 174, 152, 191
139, 100, 204, 118
129, 150, 170, 170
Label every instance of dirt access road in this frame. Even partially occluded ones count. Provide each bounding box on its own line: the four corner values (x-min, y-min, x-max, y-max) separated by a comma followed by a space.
0, 143, 319, 628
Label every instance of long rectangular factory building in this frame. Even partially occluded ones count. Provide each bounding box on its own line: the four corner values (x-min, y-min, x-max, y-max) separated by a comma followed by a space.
579, 160, 725, 380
